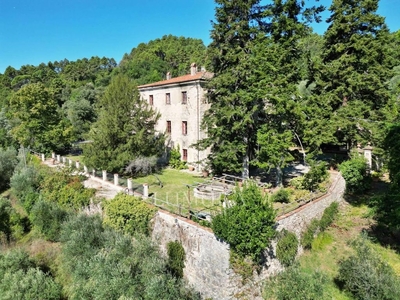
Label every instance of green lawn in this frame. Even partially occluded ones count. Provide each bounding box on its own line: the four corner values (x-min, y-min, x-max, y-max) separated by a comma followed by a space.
133, 168, 221, 216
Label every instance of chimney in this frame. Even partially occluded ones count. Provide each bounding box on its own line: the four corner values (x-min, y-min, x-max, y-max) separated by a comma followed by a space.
166, 72, 171, 80
190, 63, 197, 76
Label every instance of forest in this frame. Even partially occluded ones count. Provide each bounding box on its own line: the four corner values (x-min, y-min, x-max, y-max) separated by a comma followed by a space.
1, 0, 400, 299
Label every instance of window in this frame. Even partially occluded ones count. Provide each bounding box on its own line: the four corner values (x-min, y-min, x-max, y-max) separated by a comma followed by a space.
182, 91, 187, 104
166, 121, 171, 134
166, 93, 171, 105
182, 121, 187, 135
183, 149, 188, 161
149, 95, 153, 106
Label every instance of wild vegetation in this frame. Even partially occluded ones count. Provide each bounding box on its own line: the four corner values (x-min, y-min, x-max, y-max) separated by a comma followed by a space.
1, 0, 400, 298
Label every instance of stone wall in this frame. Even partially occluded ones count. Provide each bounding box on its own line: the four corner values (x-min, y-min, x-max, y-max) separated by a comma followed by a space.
151, 172, 346, 300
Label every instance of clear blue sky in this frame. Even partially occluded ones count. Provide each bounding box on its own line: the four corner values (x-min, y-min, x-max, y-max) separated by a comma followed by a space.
1, 0, 399, 74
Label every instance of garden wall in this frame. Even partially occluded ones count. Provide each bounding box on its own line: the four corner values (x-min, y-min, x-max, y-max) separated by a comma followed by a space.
151, 172, 346, 300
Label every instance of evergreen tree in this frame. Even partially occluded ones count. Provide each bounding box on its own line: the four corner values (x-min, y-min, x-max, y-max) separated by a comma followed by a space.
200, 0, 267, 177
83, 74, 165, 173
306, 0, 395, 149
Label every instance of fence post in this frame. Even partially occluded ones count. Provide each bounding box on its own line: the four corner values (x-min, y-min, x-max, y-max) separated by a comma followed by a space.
76, 161, 80, 169
127, 178, 132, 191
62, 156, 67, 164
69, 159, 73, 166
56, 154, 60, 162
92, 169, 96, 177
143, 183, 148, 199
51, 152, 55, 159
102, 170, 107, 181
114, 174, 119, 186
84, 165, 88, 175
41, 154, 45, 162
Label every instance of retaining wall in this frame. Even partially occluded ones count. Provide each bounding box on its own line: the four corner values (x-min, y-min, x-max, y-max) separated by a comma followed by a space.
151, 172, 346, 300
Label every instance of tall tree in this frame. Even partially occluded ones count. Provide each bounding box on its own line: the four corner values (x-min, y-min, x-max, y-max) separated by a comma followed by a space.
306, 0, 395, 149
83, 75, 164, 173
200, 0, 268, 178
7, 83, 73, 153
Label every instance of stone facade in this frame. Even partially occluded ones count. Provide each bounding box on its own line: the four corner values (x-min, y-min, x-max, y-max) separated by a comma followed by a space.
138, 64, 213, 170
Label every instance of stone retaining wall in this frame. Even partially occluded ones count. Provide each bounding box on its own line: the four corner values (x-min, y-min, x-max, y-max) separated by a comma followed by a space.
151, 172, 346, 300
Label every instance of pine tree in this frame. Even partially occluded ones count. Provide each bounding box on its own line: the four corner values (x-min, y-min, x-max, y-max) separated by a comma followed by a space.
200, 0, 268, 177
307, 0, 395, 149
83, 75, 164, 172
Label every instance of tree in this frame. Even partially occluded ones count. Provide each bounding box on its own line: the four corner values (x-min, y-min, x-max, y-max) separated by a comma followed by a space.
200, 0, 267, 177
7, 83, 73, 153
307, 0, 395, 149
83, 74, 165, 173
212, 181, 276, 262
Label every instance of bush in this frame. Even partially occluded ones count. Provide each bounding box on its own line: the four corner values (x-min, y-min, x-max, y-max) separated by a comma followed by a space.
0, 249, 62, 300
337, 237, 400, 300
289, 176, 305, 189
319, 202, 339, 231
276, 229, 298, 267
303, 160, 328, 191
0, 198, 12, 242
103, 193, 157, 235
167, 240, 185, 279
169, 145, 186, 170
264, 264, 329, 300
212, 181, 276, 262
29, 200, 68, 241
10, 165, 41, 211
0, 147, 18, 192
301, 219, 320, 250
271, 188, 291, 203
126, 156, 157, 176
339, 153, 371, 193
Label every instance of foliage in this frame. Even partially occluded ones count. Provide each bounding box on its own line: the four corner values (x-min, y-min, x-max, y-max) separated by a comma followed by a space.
29, 200, 68, 241
305, 0, 395, 148
276, 229, 298, 267
167, 240, 186, 279
7, 82, 74, 153
263, 264, 330, 300
103, 193, 156, 235
212, 181, 276, 262
40, 168, 94, 210
302, 160, 328, 191
169, 145, 186, 170
301, 219, 320, 250
0, 249, 62, 300
311, 232, 334, 251
339, 153, 371, 194
0, 197, 12, 242
337, 237, 400, 300
271, 188, 291, 203
83, 74, 165, 173
289, 176, 305, 190
59, 213, 200, 300
126, 155, 158, 177
119, 35, 208, 85
229, 251, 256, 283
319, 202, 339, 231
0, 147, 18, 192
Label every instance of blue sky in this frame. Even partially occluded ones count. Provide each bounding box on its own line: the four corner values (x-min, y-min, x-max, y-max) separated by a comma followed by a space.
1, 0, 399, 74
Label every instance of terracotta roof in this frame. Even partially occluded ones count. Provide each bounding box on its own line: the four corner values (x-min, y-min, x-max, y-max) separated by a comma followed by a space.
137, 71, 213, 89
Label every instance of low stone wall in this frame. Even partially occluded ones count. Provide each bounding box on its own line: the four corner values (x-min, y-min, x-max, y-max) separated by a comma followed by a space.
151, 172, 346, 300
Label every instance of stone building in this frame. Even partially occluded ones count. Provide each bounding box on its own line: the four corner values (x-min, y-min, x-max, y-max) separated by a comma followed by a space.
138, 63, 213, 170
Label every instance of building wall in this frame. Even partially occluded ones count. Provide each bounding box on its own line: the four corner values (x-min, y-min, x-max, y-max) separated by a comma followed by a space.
139, 80, 210, 169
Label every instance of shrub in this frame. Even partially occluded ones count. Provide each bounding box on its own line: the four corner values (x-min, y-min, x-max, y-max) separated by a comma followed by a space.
103, 193, 157, 235
319, 202, 339, 231
29, 200, 68, 241
0, 198, 12, 242
10, 165, 41, 211
271, 188, 291, 203
212, 181, 276, 262
276, 229, 298, 267
339, 153, 371, 193
0, 147, 18, 192
169, 145, 186, 170
0, 249, 62, 300
289, 176, 305, 189
167, 240, 185, 279
301, 219, 320, 250
303, 160, 328, 191
337, 237, 400, 300
126, 156, 157, 176
264, 264, 329, 300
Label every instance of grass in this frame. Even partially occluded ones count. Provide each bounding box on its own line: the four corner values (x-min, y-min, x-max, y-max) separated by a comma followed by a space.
133, 168, 221, 215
